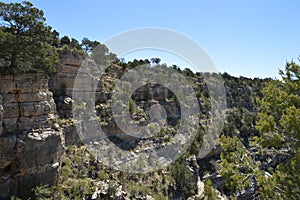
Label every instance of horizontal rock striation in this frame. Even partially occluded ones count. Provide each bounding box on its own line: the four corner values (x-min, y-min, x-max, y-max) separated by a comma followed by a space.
0, 74, 56, 135
0, 74, 64, 199
49, 50, 83, 119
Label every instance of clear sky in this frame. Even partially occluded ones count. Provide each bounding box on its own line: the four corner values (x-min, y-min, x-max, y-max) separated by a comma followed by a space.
3, 0, 300, 78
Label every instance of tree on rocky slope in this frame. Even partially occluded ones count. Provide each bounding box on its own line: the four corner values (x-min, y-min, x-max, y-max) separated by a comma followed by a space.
255, 59, 300, 199
220, 58, 300, 199
0, 1, 58, 74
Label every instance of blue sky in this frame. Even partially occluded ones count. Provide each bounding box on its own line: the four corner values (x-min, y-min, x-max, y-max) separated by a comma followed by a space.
3, 0, 300, 78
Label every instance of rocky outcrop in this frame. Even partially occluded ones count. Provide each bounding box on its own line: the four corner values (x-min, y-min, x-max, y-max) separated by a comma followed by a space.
49, 53, 82, 98
0, 74, 56, 134
0, 74, 64, 199
49, 50, 83, 119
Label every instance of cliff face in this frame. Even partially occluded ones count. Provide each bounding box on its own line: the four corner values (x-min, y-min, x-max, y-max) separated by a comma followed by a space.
49, 50, 83, 119
0, 74, 64, 199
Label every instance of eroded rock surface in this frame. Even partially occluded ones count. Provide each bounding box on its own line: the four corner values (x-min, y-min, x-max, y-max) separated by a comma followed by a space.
0, 74, 64, 199
49, 50, 83, 119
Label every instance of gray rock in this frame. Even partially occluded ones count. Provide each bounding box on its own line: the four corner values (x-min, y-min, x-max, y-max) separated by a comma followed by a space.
0, 135, 16, 169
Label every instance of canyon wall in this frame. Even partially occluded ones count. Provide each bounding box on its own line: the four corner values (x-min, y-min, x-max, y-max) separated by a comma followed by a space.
0, 74, 64, 199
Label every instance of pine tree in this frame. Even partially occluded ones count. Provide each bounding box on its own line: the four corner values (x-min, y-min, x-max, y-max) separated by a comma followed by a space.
220, 58, 300, 199
256, 59, 300, 199
0, 1, 58, 74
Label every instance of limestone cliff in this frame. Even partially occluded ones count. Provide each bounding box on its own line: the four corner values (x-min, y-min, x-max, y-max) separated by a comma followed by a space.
0, 74, 64, 199
49, 49, 83, 119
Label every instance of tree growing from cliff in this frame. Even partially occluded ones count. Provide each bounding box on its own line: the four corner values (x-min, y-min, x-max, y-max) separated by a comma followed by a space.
0, 1, 58, 74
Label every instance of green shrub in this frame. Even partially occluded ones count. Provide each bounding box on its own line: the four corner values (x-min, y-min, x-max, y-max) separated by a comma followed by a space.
98, 170, 110, 180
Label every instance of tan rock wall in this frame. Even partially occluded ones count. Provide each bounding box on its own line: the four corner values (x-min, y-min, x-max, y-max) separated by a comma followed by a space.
0, 74, 64, 199
0, 74, 55, 135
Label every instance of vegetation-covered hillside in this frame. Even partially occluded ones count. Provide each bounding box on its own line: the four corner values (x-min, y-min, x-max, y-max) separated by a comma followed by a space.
0, 1, 299, 200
